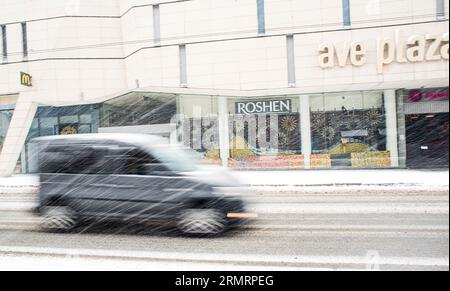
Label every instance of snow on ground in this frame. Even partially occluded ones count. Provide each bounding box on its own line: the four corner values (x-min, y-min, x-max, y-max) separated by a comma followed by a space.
0, 254, 306, 271
0, 175, 39, 187
0, 246, 447, 271
0, 170, 449, 193
232, 169, 450, 187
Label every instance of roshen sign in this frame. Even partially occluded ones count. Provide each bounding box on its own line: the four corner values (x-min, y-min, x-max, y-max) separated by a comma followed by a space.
319, 29, 449, 73
236, 100, 292, 114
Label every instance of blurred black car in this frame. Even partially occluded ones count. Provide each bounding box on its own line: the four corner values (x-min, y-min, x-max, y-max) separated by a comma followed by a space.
29, 134, 253, 236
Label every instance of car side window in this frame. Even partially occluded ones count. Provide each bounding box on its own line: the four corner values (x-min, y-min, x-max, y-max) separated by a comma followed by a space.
40, 144, 97, 174
40, 143, 115, 175
116, 148, 172, 176
39, 143, 171, 176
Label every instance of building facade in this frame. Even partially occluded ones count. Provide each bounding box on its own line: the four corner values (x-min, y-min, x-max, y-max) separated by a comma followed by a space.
0, 0, 449, 176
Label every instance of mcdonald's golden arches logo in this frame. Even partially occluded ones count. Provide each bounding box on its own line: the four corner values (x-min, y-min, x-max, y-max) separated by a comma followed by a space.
20, 72, 32, 87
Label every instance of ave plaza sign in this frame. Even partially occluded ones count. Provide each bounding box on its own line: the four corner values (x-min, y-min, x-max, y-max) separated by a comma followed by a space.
318, 29, 449, 73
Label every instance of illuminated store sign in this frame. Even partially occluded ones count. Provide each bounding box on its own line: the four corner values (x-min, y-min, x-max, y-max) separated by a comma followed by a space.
406, 89, 449, 103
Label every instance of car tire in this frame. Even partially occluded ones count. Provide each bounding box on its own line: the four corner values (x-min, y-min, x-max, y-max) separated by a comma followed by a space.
177, 208, 226, 236
40, 206, 77, 232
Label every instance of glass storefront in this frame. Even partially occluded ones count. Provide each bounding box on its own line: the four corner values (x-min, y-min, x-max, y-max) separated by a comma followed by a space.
400, 87, 449, 169
18, 89, 411, 171
7, 88, 450, 172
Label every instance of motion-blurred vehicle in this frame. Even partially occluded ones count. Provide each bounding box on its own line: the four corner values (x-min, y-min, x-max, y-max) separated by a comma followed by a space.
29, 134, 253, 236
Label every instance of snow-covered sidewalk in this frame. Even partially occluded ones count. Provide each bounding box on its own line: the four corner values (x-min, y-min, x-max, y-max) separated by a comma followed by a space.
234, 169, 449, 187
0, 169, 448, 194
0, 175, 39, 194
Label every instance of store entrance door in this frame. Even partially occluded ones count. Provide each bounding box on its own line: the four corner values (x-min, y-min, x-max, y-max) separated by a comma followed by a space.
405, 113, 449, 169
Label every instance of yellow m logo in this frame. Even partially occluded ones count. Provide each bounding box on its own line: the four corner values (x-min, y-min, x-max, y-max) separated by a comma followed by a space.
21, 72, 32, 87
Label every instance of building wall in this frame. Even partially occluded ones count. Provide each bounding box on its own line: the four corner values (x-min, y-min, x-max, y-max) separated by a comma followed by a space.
0, 0, 449, 175
0, 0, 448, 102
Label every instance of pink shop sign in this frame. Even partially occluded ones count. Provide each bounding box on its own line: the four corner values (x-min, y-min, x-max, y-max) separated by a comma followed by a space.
407, 89, 449, 103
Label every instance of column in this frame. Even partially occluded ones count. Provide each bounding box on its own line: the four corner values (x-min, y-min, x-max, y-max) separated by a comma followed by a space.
169, 128, 177, 145
384, 90, 399, 167
300, 95, 312, 169
0, 95, 37, 177
218, 97, 230, 167
396, 91, 407, 168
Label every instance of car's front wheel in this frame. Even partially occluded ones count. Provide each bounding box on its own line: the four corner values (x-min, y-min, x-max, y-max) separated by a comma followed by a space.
177, 208, 226, 236
40, 206, 77, 232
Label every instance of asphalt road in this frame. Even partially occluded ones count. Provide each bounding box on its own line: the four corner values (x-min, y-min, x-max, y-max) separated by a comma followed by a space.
0, 187, 448, 271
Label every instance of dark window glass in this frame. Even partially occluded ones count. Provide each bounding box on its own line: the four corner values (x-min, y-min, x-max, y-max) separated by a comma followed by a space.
1, 25, 7, 61
21, 22, 28, 58
437, 0, 445, 19
342, 0, 351, 27
120, 148, 163, 175
257, 0, 266, 34
153, 5, 161, 44
40, 144, 103, 174
100, 94, 176, 127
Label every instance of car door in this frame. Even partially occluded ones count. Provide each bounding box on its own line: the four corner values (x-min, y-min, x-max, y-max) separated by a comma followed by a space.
67, 144, 121, 218
38, 142, 103, 215
106, 147, 187, 221
75, 144, 192, 221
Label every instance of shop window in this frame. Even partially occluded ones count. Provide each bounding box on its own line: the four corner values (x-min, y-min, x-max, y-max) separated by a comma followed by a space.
100, 93, 177, 127
39, 117, 58, 136
176, 95, 220, 163
23, 105, 99, 173
227, 97, 303, 169
183, 117, 219, 156
0, 109, 13, 154
230, 114, 300, 151
310, 92, 388, 168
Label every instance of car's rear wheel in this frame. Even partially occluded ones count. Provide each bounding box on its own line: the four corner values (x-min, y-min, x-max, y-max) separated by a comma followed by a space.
177, 208, 226, 236
40, 206, 77, 232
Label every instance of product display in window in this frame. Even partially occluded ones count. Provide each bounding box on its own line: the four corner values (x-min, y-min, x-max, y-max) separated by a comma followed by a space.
310, 92, 389, 168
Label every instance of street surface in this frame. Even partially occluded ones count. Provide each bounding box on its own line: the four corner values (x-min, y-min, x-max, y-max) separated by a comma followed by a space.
0, 187, 448, 271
